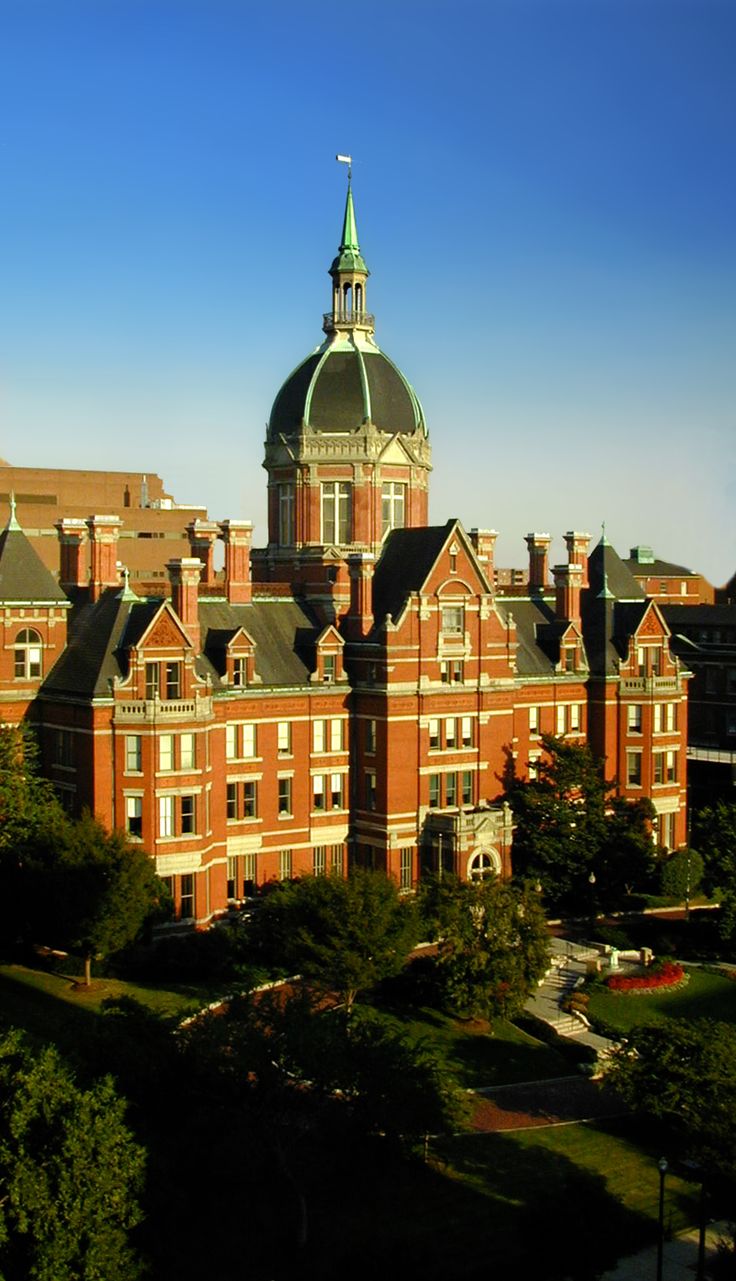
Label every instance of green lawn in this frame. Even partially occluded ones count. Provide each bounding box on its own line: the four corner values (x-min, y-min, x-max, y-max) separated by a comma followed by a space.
362, 1000, 573, 1089
587, 965, 736, 1034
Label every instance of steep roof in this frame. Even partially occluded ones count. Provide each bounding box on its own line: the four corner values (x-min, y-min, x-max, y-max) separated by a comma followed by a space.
199, 598, 320, 687
0, 524, 68, 604
624, 555, 697, 578
495, 598, 558, 676
371, 522, 457, 625
41, 591, 162, 698
587, 539, 645, 602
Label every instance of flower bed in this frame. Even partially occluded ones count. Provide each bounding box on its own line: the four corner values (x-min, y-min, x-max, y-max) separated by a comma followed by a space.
605, 961, 686, 994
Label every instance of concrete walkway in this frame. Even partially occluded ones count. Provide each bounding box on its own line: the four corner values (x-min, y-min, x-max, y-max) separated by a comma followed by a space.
601, 1219, 731, 1280
525, 937, 613, 1060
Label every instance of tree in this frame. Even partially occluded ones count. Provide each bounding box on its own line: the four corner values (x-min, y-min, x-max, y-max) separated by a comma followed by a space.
507, 736, 657, 913
659, 846, 704, 901
420, 875, 549, 1020
252, 869, 418, 1016
694, 801, 736, 939
0, 725, 68, 946
0, 1028, 145, 1280
43, 814, 170, 985
606, 1020, 736, 1178
506, 736, 609, 911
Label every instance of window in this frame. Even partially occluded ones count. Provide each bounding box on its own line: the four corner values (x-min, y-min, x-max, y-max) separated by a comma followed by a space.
429, 718, 440, 750
180, 733, 195, 769
461, 770, 473, 805
461, 716, 472, 748
321, 481, 351, 544
440, 659, 464, 684
243, 723, 256, 758
428, 774, 440, 808
180, 874, 195, 919
330, 773, 343, 808
366, 771, 377, 811
313, 846, 327, 876
330, 718, 342, 751
125, 735, 142, 773
278, 483, 295, 546
400, 847, 412, 891
445, 773, 457, 807
277, 721, 291, 755
653, 752, 664, 785
381, 482, 406, 538
556, 705, 566, 735
468, 851, 495, 881
145, 662, 159, 699
627, 705, 642, 734
651, 649, 661, 676
666, 703, 677, 732
529, 706, 539, 734
313, 720, 325, 753
159, 735, 174, 772
278, 777, 292, 816
569, 704, 581, 732
313, 775, 325, 810
564, 647, 575, 672
665, 750, 677, 783
165, 662, 181, 699
243, 781, 257, 818
705, 667, 718, 694
331, 845, 344, 876
243, 852, 256, 894
181, 795, 196, 835
279, 849, 292, 880
232, 657, 246, 688
449, 552, 457, 574
322, 654, 336, 683
528, 755, 540, 781
365, 719, 376, 754
728, 669, 736, 696
226, 724, 237, 760
159, 795, 175, 837
626, 752, 642, 787
126, 796, 143, 839
14, 629, 42, 678
653, 704, 663, 734
637, 647, 646, 677
226, 782, 238, 820
441, 605, 464, 634
445, 718, 456, 749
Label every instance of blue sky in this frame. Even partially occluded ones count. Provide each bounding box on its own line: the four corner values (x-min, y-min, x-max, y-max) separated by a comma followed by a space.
1, 0, 734, 583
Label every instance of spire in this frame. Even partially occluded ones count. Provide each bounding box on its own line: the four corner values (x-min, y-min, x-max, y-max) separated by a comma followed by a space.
325, 159, 373, 336
7, 491, 20, 531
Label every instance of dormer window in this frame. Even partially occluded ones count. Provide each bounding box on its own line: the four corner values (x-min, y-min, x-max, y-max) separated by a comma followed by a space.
323, 654, 336, 684
14, 629, 42, 679
441, 605, 464, 635
233, 657, 246, 687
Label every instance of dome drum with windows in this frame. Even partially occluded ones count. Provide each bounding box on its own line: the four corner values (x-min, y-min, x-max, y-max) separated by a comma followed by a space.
263, 174, 431, 555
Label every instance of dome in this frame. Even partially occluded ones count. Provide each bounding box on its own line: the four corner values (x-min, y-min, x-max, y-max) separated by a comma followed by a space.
268, 341, 427, 440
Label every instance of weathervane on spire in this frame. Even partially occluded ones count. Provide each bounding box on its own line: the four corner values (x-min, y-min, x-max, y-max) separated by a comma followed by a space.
336, 153, 352, 181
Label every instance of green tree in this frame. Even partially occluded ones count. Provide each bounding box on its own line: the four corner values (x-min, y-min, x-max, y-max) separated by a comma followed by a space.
595, 795, 657, 906
694, 801, 736, 939
659, 846, 704, 902
46, 814, 170, 985
606, 1019, 736, 1177
253, 869, 418, 1016
421, 875, 549, 1020
506, 736, 609, 911
0, 725, 68, 945
0, 1028, 145, 1281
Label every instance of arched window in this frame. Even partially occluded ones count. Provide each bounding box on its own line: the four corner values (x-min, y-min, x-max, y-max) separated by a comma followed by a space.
467, 848, 501, 881
14, 628, 42, 679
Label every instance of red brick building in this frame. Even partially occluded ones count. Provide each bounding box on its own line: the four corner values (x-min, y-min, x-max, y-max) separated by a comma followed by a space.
0, 181, 691, 922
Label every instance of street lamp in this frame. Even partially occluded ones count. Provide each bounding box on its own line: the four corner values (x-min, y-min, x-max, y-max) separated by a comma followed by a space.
656, 1157, 668, 1281
588, 870, 597, 938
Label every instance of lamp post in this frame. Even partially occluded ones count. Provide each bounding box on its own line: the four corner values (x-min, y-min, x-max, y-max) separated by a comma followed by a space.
588, 870, 596, 939
656, 1157, 668, 1281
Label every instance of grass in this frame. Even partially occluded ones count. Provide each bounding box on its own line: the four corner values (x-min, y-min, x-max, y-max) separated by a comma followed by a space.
363, 997, 574, 1089
587, 964, 736, 1034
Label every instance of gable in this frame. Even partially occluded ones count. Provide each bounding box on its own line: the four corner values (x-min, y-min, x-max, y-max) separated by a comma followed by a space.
137, 604, 191, 651
635, 602, 668, 640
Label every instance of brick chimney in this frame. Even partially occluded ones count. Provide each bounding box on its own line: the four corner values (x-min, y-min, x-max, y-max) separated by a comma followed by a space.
525, 533, 551, 593
553, 562, 584, 626
346, 552, 375, 639
86, 516, 122, 602
56, 519, 87, 590
219, 520, 253, 604
469, 529, 498, 585
564, 531, 591, 588
186, 519, 220, 587
167, 557, 202, 651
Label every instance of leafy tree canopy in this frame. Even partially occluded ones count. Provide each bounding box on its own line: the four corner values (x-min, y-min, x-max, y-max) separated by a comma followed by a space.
507, 736, 657, 912
420, 875, 549, 1020
252, 869, 418, 1015
694, 801, 736, 939
0, 1028, 145, 1281
606, 1019, 736, 1178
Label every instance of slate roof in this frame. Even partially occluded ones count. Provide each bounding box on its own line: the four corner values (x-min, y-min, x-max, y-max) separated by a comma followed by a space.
371, 522, 458, 625
624, 556, 696, 577
495, 598, 558, 676
200, 599, 320, 687
268, 343, 425, 439
587, 540, 645, 602
0, 525, 68, 603
663, 603, 736, 628
41, 591, 163, 698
